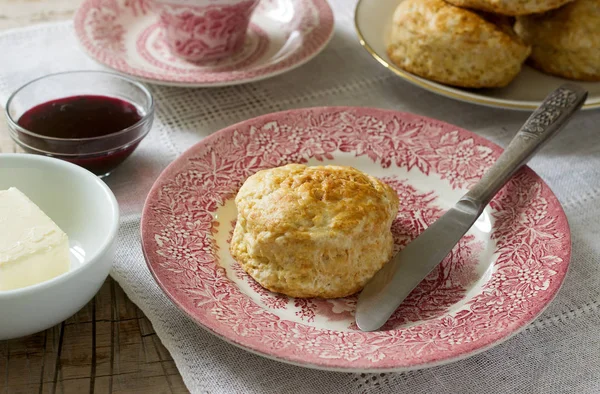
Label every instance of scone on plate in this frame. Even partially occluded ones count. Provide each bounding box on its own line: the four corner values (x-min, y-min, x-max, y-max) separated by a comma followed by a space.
230, 164, 399, 299
515, 0, 600, 81
444, 0, 574, 16
387, 0, 531, 88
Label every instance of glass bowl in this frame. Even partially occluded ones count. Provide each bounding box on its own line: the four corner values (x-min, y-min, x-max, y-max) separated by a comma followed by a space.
5, 71, 154, 177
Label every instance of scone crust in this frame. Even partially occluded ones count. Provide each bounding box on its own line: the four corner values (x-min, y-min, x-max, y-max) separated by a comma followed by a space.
445, 0, 575, 16
229, 164, 399, 299
386, 0, 531, 88
515, 0, 600, 81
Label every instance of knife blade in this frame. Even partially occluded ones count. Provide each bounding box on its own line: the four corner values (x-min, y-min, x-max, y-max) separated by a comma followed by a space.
355, 199, 482, 332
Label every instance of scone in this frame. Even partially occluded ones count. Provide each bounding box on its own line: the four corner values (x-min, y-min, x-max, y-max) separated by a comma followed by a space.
444, 0, 574, 16
229, 164, 399, 299
515, 0, 600, 81
387, 0, 531, 88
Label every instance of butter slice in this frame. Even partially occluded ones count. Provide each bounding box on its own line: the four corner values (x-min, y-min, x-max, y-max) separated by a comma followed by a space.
0, 187, 70, 291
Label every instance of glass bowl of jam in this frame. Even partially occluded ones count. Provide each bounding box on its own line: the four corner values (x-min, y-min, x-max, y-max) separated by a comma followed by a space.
5, 71, 154, 177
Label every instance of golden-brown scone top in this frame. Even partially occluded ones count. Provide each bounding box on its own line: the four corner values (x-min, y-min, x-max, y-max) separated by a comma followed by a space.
444, 0, 575, 16
515, 0, 600, 81
387, 0, 531, 88
229, 164, 399, 299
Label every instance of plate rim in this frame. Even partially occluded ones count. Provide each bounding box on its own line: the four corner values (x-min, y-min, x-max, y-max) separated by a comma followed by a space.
73, 0, 335, 87
140, 106, 572, 372
353, 0, 600, 111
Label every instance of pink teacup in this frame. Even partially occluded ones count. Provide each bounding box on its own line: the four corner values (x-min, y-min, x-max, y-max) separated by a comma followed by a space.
154, 0, 260, 63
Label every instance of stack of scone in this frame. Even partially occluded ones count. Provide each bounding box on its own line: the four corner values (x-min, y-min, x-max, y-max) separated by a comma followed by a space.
387, 0, 600, 88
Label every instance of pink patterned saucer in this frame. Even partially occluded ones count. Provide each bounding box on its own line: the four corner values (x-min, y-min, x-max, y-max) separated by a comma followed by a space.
74, 0, 334, 87
141, 107, 571, 371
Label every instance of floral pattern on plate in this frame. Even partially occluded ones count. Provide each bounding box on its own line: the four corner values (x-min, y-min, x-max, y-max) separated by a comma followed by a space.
74, 0, 334, 86
141, 107, 570, 371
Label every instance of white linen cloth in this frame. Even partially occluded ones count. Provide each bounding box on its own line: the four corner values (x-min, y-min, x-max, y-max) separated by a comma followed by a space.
2, 4, 600, 392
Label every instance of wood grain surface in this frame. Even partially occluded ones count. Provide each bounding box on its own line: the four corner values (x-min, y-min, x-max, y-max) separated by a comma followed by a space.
0, 2, 189, 393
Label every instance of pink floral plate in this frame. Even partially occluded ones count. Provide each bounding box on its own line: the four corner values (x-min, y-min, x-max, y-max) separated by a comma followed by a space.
73, 0, 334, 87
141, 107, 571, 371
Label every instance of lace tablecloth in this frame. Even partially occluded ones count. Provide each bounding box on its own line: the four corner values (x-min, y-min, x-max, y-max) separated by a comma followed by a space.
1, 2, 600, 392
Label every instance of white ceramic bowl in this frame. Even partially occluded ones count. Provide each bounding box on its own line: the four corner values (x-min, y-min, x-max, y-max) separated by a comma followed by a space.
0, 153, 119, 340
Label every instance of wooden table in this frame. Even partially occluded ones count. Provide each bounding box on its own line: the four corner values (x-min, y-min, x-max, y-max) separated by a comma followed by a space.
0, 2, 189, 393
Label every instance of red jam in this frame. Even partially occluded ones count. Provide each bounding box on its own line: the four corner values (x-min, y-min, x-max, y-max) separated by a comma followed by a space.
17, 95, 144, 175
18, 95, 142, 138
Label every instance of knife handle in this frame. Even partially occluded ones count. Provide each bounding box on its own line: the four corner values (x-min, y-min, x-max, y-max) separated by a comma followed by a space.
463, 84, 588, 208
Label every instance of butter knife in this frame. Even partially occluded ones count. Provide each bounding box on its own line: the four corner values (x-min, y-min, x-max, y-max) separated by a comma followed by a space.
356, 84, 588, 332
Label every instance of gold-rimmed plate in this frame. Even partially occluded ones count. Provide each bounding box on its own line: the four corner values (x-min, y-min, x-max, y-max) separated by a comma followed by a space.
355, 0, 600, 111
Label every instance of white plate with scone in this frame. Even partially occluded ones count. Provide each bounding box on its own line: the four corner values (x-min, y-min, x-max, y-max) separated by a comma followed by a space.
355, 0, 600, 110
141, 107, 571, 371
